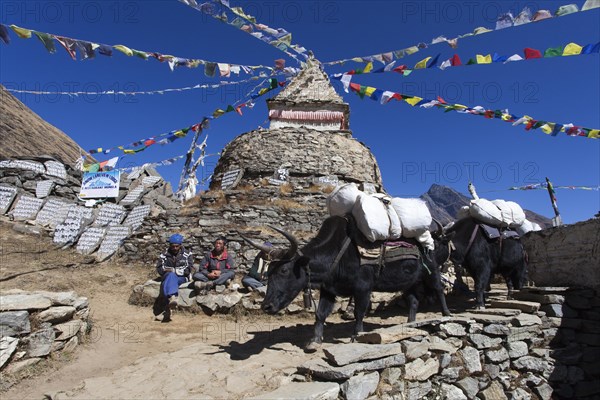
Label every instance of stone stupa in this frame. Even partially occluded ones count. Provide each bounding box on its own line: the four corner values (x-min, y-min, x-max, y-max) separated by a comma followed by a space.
208, 57, 383, 193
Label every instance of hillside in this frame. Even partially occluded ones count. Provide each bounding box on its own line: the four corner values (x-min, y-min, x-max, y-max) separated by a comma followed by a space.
0, 84, 91, 166
421, 183, 552, 227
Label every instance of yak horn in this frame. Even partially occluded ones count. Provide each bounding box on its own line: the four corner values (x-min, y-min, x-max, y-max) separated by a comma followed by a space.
267, 225, 299, 259
432, 218, 444, 237
239, 233, 275, 255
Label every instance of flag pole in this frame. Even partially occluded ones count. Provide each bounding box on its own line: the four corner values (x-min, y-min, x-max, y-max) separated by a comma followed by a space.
545, 177, 562, 226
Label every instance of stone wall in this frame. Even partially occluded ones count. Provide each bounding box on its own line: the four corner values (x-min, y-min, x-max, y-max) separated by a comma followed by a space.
255, 286, 599, 400
0, 290, 90, 374
521, 218, 600, 290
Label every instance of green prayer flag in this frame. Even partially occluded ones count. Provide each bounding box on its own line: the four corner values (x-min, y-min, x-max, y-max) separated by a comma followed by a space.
467, 58, 477, 65
544, 46, 564, 57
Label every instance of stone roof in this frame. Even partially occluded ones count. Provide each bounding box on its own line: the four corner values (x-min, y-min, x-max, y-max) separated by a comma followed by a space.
271, 58, 346, 104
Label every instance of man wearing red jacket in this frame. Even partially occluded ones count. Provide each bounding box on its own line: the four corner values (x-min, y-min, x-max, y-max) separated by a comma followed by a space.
193, 236, 236, 292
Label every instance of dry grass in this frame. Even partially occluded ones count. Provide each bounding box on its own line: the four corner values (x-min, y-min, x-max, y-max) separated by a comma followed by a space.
279, 183, 293, 195
271, 199, 308, 212
306, 184, 335, 194
236, 184, 255, 193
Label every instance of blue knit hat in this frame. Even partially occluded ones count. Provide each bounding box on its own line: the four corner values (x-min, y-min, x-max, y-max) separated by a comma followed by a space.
169, 234, 184, 244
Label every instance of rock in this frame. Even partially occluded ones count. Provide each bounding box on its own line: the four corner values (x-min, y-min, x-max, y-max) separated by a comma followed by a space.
441, 367, 461, 381
440, 383, 467, 400
459, 346, 481, 373
73, 297, 89, 310
468, 308, 521, 317
533, 382, 553, 400
479, 381, 507, 400
506, 388, 531, 400
246, 381, 340, 400
406, 380, 432, 399
484, 363, 501, 380
33, 291, 77, 306
402, 342, 429, 360
512, 356, 549, 373
4, 357, 42, 374
176, 289, 195, 308
540, 304, 577, 318
427, 337, 458, 354
486, 347, 509, 363
403, 357, 439, 381
196, 292, 243, 313
36, 306, 76, 324
456, 376, 479, 399
469, 334, 502, 349
298, 354, 405, 381
356, 325, 428, 344
0, 311, 31, 337
54, 320, 83, 341
0, 336, 18, 369
26, 328, 55, 357
324, 342, 403, 366
440, 353, 452, 368
506, 342, 528, 359
439, 322, 467, 337
62, 336, 79, 352
380, 367, 402, 385
483, 324, 510, 336
510, 313, 542, 327
340, 371, 379, 400
0, 294, 52, 311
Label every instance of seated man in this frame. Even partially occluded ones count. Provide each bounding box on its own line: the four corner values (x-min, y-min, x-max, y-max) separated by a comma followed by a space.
193, 236, 236, 292
154, 234, 194, 321
242, 242, 272, 291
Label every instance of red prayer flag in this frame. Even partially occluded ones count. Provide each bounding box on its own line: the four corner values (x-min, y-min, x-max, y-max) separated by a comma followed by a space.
450, 54, 462, 66
524, 48, 542, 59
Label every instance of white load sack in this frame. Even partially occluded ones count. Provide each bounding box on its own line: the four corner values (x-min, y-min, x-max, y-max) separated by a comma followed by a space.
372, 193, 402, 239
516, 219, 543, 235
390, 198, 432, 238
492, 199, 526, 228
352, 193, 390, 242
469, 198, 503, 227
416, 230, 435, 251
327, 183, 360, 216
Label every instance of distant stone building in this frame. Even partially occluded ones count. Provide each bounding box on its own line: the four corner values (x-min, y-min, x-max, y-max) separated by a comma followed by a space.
209, 58, 383, 192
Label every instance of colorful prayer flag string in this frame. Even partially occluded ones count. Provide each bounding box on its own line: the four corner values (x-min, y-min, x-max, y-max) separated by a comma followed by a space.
508, 183, 600, 191
178, 0, 308, 63
334, 78, 600, 139
0, 23, 278, 76
2, 75, 280, 97
333, 41, 600, 78
323, 0, 600, 66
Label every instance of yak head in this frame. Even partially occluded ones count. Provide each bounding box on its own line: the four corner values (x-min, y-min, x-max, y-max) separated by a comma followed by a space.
241, 226, 309, 314
431, 219, 456, 266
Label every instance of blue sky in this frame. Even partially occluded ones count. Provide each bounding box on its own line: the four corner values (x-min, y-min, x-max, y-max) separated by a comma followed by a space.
1, 1, 598, 223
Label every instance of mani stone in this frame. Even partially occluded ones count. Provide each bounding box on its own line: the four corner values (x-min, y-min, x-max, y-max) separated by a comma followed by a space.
122, 204, 151, 231
9, 195, 44, 221
120, 185, 145, 205
43, 160, 67, 179
76, 227, 106, 255
0, 159, 45, 174
35, 180, 54, 198
35, 198, 70, 227
93, 203, 127, 227
0, 185, 18, 214
142, 176, 162, 187
96, 225, 131, 261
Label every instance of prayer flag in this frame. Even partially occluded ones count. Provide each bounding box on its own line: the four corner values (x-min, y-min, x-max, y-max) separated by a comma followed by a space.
34, 32, 56, 53
414, 57, 430, 69
476, 54, 492, 64
524, 48, 542, 59
113, 44, 133, 56
563, 42, 583, 55
9, 25, 31, 39
405, 96, 423, 106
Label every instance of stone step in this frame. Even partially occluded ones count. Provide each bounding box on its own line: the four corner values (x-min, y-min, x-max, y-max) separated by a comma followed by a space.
470, 308, 522, 317
489, 300, 540, 313
512, 291, 565, 305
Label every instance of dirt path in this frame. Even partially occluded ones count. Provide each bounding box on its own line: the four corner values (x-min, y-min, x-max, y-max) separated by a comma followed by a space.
1, 222, 475, 399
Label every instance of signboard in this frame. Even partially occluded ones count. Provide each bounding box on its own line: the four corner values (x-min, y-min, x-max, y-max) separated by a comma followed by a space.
221, 169, 242, 190
268, 168, 289, 186
80, 171, 121, 198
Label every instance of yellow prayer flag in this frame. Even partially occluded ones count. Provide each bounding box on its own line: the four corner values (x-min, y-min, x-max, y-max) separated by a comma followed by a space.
10, 25, 32, 39
405, 96, 423, 106
563, 43, 583, 56
123, 149, 135, 154
212, 109, 225, 118
414, 57, 431, 69
589, 130, 599, 139
173, 130, 186, 137
351, 57, 363, 63
540, 123, 555, 134
476, 54, 492, 64
501, 114, 512, 121
364, 87, 376, 97
113, 44, 133, 56
364, 62, 373, 73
